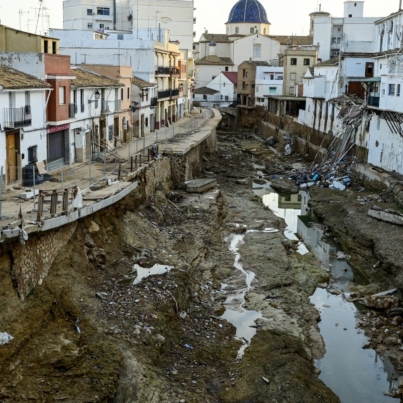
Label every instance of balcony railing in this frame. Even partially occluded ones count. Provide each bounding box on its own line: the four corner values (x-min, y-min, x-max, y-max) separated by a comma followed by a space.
155, 66, 171, 76
4, 106, 32, 129
68, 103, 77, 118
170, 89, 180, 97
150, 97, 158, 107
170, 67, 180, 78
101, 99, 109, 113
114, 99, 121, 111
157, 89, 180, 100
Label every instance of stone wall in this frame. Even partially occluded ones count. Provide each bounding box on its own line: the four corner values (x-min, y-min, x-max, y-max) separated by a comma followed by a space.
11, 222, 78, 300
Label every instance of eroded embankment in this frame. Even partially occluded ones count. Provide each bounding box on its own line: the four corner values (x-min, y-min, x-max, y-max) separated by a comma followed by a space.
0, 140, 338, 402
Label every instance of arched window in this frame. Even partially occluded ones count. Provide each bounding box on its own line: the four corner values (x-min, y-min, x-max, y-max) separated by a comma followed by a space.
253, 44, 261, 58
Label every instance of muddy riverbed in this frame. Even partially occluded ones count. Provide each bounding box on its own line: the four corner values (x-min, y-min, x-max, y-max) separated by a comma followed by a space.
2, 129, 402, 402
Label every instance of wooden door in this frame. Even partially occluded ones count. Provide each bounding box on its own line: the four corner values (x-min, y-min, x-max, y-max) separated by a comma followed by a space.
114, 116, 119, 146
6, 133, 17, 183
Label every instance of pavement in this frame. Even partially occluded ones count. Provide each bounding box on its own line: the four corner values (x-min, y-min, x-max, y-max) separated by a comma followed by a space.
0, 108, 221, 229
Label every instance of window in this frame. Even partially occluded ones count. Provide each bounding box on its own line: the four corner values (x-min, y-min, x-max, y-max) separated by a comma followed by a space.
87, 8, 93, 15
291, 58, 297, 65
289, 86, 295, 95
398, 84, 401, 96
285, 195, 291, 202
25, 91, 30, 108
235, 27, 239, 34
349, 14, 352, 17
52, 41, 56, 54
97, 7, 110, 15
264, 28, 266, 35
80, 89, 84, 112
127, 87, 130, 99
380, 64, 383, 69
117, 33, 124, 40
121, 88, 124, 100
256, 86, 259, 93
253, 44, 261, 58
290, 72, 296, 80
44, 40, 48, 53
145, 118, 149, 127
108, 125, 113, 141
303, 58, 310, 66
225, 66, 229, 71
59, 86, 66, 104
382, 83, 385, 95
389, 84, 396, 95
250, 27, 254, 33
28, 145, 38, 163
269, 87, 276, 94
87, 23, 93, 29
99, 23, 105, 29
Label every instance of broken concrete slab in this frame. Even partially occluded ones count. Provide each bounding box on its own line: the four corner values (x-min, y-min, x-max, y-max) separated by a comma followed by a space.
269, 178, 299, 194
368, 208, 403, 226
186, 178, 217, 193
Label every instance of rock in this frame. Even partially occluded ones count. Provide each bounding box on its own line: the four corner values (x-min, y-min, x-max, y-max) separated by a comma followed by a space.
88, 221, 100, 234
362, 296, 400, 310
387, 307, 403, 317
153, 334, 165, 347
349, 284, 380, 295
384, 336, 399, 346
253, 179, 267, 185
236, 179, 248, 185
269, 178, 299, 194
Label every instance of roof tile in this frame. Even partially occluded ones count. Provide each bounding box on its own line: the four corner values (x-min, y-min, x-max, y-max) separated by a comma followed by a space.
0, 65, 51, 90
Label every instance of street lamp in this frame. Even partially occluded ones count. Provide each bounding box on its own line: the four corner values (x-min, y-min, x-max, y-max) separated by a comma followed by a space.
88, 89, 101, 103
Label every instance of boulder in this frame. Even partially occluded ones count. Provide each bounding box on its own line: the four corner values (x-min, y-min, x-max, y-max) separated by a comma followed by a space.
269, 178, 299, 194
362, 295, 400, 310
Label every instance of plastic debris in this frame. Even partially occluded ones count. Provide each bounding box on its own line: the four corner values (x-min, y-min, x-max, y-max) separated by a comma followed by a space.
262, 377, 270, 384
75, 317, 81, 334
0, 332, 13, 345
184, 344, 193, 349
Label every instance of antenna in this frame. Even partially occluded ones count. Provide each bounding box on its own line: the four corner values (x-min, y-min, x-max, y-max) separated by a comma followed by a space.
35, 0, 43, 35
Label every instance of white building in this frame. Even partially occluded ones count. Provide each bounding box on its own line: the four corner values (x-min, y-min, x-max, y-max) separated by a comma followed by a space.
313, 1, 378, 61
206, 71, 238, 102
0, 65, 51, 185
255, 66, 283, 106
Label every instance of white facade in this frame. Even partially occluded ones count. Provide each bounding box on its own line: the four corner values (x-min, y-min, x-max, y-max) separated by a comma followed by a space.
0, 88, 48, 179
313, 2, 378, 61
194, 65, 236, 91
50, 28, 156, 82
255, 66, 283, 105
205, 72, 237, 101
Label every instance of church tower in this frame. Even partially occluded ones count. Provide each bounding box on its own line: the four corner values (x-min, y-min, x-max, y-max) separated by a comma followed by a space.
226, 0, 271, 37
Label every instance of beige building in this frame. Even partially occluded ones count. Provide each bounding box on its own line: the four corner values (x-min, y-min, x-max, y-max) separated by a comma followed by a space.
280, 45, 319, 96
237, 60, 269, 107
82, 65, 133, 142
0, 25, 60, 54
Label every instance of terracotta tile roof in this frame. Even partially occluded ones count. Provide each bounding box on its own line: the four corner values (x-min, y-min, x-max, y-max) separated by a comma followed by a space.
200, 33, 231, 43
194, 86, 219, 95
269, 35, 313, 46
222, 72, 238, 84
239, 60, 270, 67
0, 65, 51, 89
71, 68, 123, 88
195, 56, 234, 66
131, 76, 156, 88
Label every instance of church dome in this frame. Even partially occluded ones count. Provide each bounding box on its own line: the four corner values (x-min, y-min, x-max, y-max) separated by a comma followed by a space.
227, 0, 269, 24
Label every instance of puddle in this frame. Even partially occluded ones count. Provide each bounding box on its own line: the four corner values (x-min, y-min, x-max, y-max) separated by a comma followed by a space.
258, 190, 308, 255
221, 233, 262, 358
133, 264, 173, 285
252, 173, 396, 402
298, 213, 396, 403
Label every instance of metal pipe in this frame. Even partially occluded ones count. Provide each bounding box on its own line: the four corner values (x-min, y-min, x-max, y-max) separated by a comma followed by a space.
113, 0, 117, 29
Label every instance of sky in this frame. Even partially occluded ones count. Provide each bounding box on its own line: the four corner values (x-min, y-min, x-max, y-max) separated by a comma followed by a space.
0, 0, 400, 38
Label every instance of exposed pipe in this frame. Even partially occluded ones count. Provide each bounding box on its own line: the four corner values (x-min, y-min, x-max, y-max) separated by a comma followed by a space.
113, 0, 116, 30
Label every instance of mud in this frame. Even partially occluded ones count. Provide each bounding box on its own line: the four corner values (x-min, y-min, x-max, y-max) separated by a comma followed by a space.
0, 131, 339, 402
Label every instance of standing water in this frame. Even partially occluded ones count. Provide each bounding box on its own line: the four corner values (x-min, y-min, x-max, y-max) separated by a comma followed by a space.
254, 181, 395, 403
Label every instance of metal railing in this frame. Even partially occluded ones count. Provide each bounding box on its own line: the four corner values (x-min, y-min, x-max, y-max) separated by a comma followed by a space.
158, 90, 171, 99
155, 66, 170, 75
150, 97, 158, 107
4, 106, 32, 129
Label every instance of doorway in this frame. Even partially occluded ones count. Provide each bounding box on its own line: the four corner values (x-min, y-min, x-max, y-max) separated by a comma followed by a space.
6, 131, 18, 183
114, 116, 119, 147
100, 118, 106, 150
140, 114, 145, 137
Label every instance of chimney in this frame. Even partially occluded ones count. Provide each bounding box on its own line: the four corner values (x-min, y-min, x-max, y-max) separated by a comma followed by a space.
205, 29, 208, 34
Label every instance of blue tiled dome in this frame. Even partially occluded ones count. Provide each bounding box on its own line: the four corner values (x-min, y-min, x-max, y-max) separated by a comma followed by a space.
227, 0, 269, 24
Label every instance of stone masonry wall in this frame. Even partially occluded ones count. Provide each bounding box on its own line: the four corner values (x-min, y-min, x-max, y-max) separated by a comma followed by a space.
11, 222, 78, 300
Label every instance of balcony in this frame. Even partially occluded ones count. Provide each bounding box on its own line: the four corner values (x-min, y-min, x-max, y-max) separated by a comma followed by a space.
157, 89, 180, 100
68, 103, 77, 118
114, 99, 121, 112
150, 97, 158, 107
101, 99, 109, 114
155, 66, 171, 76
170, 67, 180, 78
4, 106, 32, 129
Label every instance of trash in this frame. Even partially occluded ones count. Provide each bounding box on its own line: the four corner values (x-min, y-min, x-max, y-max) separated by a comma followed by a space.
0, 332, 13, 345
362, 296, 400, 310
72, 187, 83, 209
284, 144, 292, 156
332, 180, 346, 191
75, 317, 81, 334
184, 344, 193, 349
336, 251, 351, 260
262, 377, 270, 384
372, 289, 398, 297
322, 304, 331, 308
179, 311, 187, 319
